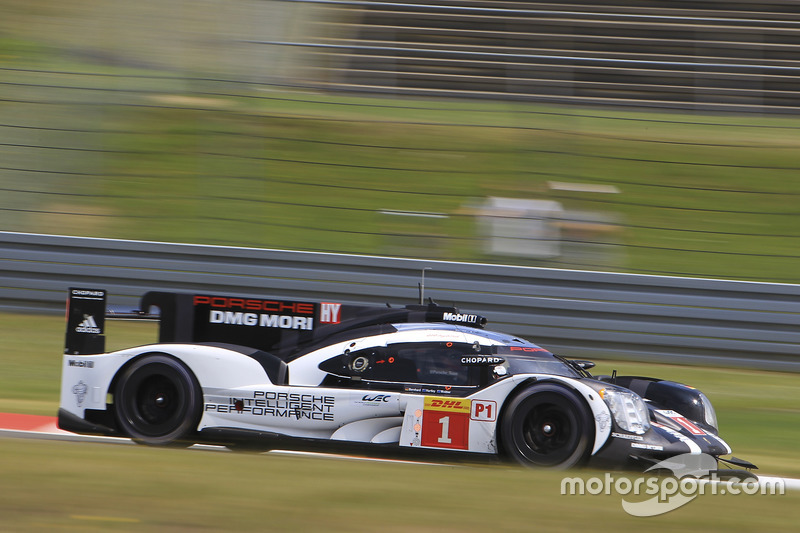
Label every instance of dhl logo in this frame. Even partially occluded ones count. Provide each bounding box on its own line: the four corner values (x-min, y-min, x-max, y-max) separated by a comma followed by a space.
424, 397, 471, 413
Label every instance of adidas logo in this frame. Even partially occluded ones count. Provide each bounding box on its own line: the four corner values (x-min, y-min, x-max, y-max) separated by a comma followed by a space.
75, 315, 102, 334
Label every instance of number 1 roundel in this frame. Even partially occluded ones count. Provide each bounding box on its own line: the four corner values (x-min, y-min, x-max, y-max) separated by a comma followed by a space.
420, 397, 471, 450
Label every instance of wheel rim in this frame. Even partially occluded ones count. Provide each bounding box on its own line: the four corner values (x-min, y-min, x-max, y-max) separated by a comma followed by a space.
119, 360, 194, 439
134, 374, 181, 429
504, 388, 591, 468
518, 403, 578, 465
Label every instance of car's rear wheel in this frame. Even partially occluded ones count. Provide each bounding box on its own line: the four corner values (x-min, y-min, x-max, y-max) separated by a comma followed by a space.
115, 353, 202, 446
500, 383, 593, 469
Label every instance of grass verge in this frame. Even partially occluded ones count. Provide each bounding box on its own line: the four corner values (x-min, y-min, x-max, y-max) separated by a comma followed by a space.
0, 437, 797, 532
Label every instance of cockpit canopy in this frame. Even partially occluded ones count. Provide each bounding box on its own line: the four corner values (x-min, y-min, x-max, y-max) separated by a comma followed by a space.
318, 324, 581, 387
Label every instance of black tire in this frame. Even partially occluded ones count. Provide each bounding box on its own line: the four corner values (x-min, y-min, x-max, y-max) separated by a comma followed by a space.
500, 383, 594, 469
115, 353, 202, 446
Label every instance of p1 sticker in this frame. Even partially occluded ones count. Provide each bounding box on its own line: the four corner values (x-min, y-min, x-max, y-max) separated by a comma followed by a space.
470, 400, 497, 422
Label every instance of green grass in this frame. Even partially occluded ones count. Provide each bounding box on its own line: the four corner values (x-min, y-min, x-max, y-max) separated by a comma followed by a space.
1, 315, 798, 531
2, 32, 800, 281
0, 313, 156, 416
1, 437, 798, 533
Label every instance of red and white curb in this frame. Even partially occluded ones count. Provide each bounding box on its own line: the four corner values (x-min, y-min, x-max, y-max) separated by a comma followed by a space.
0, 412, 72, 434
0, 413, 438, 465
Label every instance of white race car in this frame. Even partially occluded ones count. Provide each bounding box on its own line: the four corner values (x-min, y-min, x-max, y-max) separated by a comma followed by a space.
58, 288, 755, 470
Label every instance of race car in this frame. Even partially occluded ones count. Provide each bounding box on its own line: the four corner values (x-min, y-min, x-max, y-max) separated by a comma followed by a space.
58, 288, 756, 471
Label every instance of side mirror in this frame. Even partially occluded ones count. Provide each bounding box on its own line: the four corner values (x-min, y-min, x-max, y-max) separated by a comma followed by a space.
572, 360, 596, 371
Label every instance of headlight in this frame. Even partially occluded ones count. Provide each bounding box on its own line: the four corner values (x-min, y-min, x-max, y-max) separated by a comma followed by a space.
601, 388, 650, 435
698, 391, 718, 430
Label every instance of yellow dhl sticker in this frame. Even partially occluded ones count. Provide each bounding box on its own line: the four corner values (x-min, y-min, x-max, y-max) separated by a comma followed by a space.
424, 397, 471, 413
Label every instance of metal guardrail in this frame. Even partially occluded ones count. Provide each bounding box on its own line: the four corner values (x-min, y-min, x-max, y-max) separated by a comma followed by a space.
1, 231, 798, 370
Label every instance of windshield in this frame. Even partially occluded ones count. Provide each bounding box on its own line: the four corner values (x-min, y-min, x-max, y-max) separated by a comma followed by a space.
499, 354, 580, 378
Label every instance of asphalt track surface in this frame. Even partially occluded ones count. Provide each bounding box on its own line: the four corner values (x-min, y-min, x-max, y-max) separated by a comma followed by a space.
1, 412, 798, 491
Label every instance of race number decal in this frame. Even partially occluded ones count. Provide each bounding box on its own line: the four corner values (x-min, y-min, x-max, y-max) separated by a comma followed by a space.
421, 397, 471, 450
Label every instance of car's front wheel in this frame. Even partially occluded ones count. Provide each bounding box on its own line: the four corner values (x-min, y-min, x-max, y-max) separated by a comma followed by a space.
115, 353, 202, 446
500, 383, 594, 469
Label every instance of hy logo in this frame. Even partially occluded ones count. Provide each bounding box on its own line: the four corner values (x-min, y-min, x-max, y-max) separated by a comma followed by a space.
621, 453, 717, 516
319, 303, 342, 324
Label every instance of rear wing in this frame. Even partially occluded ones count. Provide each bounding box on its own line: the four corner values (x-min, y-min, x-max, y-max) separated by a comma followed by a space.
64, 288, 108, 355
65, 288, 487, 356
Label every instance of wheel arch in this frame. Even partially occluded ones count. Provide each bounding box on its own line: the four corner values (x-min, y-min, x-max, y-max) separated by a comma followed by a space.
109, 344, 277, 400
108, 350, 190, 407
495, 378, 594, 458
112, 351, 205, 445
495, 377, 610, 466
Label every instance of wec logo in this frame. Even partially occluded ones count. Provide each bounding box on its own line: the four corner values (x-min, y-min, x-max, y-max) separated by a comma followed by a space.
361, 394, 391, 403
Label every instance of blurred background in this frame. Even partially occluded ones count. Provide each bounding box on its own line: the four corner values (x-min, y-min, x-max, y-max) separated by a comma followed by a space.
2, 0, 800, 282
2, 5, 800, 531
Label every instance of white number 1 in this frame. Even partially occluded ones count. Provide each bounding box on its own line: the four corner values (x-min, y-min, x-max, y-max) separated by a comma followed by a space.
437, 416, 452, 444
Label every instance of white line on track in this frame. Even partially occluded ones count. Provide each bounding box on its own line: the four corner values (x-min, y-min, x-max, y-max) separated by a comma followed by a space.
756, 475, 800, 492
2, 428, 799, 486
